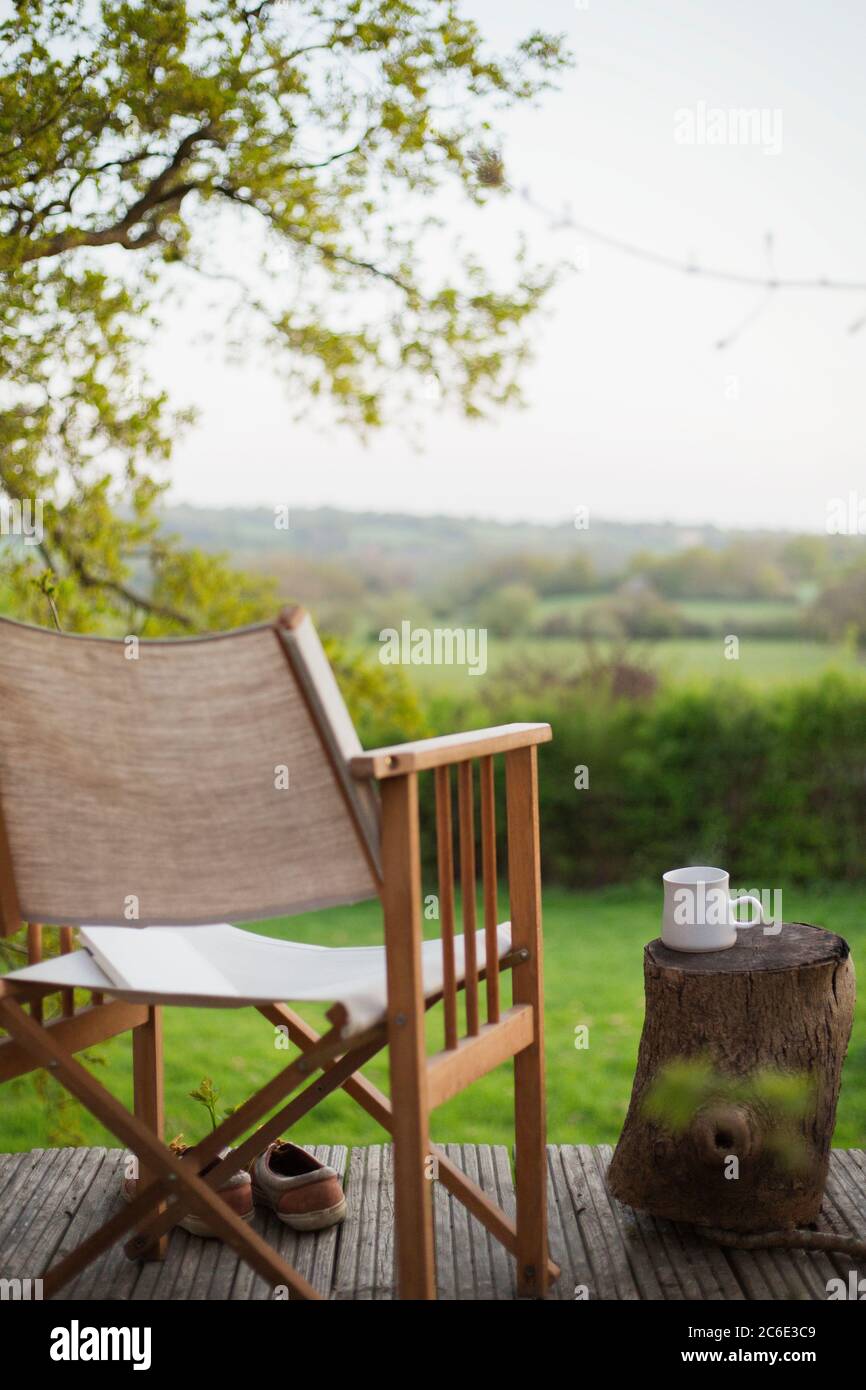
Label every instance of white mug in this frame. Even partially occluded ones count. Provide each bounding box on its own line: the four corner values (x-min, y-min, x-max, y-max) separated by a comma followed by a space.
662, 866, 765, 952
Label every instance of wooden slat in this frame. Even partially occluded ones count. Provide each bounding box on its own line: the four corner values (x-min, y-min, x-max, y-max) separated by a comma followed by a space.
426, 1004, 533, 1111
30, 1151, 121, 1299
51, 1168, 172, 1299
209, 1219, 244, 1301
434, 765, 458, 1050
600, 1135, 734, 1301
0, 1000, 148, 1083
0, 786, 22, 938
560, 1145, 639, 1299
350, 723, 552, 779
591, 1144, 675, 1299
457, 760, 479, 1037
505, 744, 549, 1298
821, 1153, 866, 1286
432, 1147, 457, 1300
333, 1145, 391, 1300
379, 773, 435, 1300
479, 755, 500, 1024
0, 1149, 51, 1250
478, 1144, 519, 1299
59, 926, 74, 1018
334, 1144, 521, 1301
0, 1151, 24, 1201
131, 1006, 167, 1261
596, 1136, 726, 1300
0, 1147, 88, 1279
164, 1216, 208, 1301
56, 1151, 140, 1301
373, 1143, 395, 1300
354, 1144, 388, 1301
671, 1220, 747, 1301
545, 1145, 595, 1301
26, 923, 43, 1022
456, 1143, 512, 1300
26, 921, 43, 963
65, 1154, 160, 1302
132, 1225, 191, 1303
295, 1145, 349, 1298
4, 1145, 864, 1301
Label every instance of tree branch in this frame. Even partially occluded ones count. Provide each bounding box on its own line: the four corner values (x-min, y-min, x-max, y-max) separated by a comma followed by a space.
521, 188, 866, 294
213, 181, 415, 294
18, 500, 194, 630
13, 124, 218, 264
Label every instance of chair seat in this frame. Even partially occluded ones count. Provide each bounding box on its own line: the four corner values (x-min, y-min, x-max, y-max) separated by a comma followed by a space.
6, 921, 513, 1036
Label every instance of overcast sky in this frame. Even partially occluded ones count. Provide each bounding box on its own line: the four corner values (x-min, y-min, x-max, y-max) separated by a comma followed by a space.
158, 0, 866, 532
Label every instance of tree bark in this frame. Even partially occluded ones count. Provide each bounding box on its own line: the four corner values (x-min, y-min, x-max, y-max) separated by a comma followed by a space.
608, 923, 855, 1231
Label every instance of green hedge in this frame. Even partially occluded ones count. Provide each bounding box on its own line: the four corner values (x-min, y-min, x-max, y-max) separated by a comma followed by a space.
407, 674, 866, 888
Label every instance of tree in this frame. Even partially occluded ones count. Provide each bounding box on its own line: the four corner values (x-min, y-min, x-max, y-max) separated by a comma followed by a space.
0, 0, 569, 635
808, 562, 866, 648
477, 580, 535, 636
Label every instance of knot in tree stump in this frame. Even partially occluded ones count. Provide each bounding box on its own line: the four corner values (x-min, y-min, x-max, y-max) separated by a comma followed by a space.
691, 1103, 761, 1168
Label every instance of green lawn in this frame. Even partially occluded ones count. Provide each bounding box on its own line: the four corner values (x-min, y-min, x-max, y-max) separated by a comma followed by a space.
674, 598, 801, 630
534, 594, 802, 631
404, 634, 864, 697
2, 883, 864, 1153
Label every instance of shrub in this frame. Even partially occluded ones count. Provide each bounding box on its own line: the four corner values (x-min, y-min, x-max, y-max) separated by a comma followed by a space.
421, 672, 866, 888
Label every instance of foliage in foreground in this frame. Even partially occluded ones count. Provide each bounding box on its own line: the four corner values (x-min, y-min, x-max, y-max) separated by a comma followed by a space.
643, 1058, 814, 1173
0, 0, 568, 635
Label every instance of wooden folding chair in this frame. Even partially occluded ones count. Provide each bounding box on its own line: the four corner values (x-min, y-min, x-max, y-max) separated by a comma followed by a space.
0, 606, 557, 1300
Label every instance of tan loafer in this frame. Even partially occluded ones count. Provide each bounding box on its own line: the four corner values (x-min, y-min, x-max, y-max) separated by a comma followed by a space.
250, 1141, 347, 1231
122, 1146, 253, 1239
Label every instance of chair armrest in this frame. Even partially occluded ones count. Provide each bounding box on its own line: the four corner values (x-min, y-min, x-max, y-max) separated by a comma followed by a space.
349, 723, 552, 780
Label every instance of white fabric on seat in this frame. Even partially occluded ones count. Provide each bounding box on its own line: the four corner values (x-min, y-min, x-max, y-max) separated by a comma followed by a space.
6, 922, 513, 1037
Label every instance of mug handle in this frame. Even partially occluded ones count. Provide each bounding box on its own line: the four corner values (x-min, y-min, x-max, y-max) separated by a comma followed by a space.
729, 894, 765, 928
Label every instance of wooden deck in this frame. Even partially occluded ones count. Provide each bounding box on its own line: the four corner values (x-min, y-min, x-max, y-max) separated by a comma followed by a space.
1, 1144, 864, 1300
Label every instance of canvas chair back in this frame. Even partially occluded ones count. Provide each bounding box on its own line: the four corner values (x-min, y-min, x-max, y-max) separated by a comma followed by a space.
0, 609, 380, 932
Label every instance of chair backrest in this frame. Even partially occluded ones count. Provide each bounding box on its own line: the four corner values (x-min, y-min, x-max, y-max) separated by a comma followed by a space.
0, 607, 380, 933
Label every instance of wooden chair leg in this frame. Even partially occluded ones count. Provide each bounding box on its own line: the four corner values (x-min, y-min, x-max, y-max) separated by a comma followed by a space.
131, 1005, 167, 1260
506, 745, 550, 1298
263, 1001, 561, 1286
381, 773, 436, 1300
0, 992, 321, 1299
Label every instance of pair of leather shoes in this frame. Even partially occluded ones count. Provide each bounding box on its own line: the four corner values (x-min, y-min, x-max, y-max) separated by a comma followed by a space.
122, 1140, 345, 1238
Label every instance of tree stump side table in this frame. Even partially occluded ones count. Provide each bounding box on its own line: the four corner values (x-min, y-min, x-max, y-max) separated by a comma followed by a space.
608, 923, 855, 1231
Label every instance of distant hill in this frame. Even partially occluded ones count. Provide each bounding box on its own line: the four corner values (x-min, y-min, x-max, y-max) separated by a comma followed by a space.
160, 504, 787, 590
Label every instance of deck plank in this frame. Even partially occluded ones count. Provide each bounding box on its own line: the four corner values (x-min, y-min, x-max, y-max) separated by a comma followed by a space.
480, 1144, 518, 1299
593, 1145, 676, 1299
31, 1149, 110, 1297
332, 1143, 386, 1300
570, 1144, 642, 1299
58, 1150, 138, 1301
1, 1144, 864, 1300
0, 1148, 61, 1254
3, 1147, 93, 1284
238, 1145, 347, 1301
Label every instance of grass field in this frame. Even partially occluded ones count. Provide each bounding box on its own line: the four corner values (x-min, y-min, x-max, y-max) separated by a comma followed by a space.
3, 882, 864, 1154
404, 634, 864, 697
533, 594, 803, 631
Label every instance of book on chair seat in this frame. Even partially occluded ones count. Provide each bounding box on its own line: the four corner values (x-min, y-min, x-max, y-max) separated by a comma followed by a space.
79, 924, 243, 999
